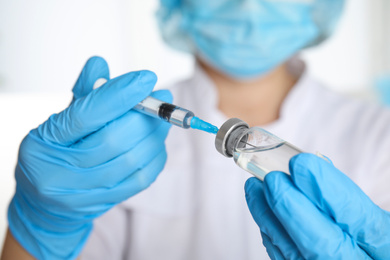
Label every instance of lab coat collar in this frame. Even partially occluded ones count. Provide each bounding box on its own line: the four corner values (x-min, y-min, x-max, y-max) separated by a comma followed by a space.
278, 58, 312, 117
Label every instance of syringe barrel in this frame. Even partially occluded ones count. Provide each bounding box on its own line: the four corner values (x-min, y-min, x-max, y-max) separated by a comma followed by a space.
134, 96, 194, 129
134, 96, 163, 118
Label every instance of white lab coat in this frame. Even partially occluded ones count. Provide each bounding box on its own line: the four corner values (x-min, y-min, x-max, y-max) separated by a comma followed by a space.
81, 60, 390, 259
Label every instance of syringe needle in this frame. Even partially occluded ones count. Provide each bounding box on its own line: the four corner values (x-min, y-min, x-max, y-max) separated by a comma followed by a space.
190, 117, 219, 134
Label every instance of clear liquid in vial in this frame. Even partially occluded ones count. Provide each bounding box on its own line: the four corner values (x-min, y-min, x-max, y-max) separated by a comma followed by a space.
233, 142, 301, 181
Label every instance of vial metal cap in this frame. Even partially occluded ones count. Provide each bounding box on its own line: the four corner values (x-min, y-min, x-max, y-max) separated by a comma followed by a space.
215, 118, 249, 158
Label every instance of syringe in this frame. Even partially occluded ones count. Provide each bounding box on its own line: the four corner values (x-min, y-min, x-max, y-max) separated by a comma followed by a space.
92, 78, 218, 134
134, 96, 218, 134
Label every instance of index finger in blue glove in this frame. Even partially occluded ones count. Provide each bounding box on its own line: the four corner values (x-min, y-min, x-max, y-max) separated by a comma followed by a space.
245, 177, 303, 260
69, 90, 172, 168
290, 153, 390, 259
36, 70, 157, 146
263, 171, 370, 259
18, 120, 170, 192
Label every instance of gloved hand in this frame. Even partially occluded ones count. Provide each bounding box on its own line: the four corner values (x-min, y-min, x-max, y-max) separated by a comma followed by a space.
8, 57, 172, 259
245, 153, 390, 259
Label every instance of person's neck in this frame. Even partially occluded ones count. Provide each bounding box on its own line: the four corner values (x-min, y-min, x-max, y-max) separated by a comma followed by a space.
199, 60, 298, 126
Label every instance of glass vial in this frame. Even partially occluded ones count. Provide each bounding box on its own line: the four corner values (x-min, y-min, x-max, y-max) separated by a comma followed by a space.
215, 118, 303, 180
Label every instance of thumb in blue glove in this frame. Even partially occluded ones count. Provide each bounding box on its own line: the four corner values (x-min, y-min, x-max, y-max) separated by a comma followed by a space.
72, 56, 110, 100
245, 153, 390, 259
8, 56, 172, 259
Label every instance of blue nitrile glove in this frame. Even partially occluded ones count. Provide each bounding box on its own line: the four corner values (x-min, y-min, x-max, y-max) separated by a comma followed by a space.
8, 57, 172, 260
245, 153, 390, 259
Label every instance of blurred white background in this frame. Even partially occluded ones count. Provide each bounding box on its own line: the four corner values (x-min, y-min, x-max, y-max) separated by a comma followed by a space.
0, 0, 389, 247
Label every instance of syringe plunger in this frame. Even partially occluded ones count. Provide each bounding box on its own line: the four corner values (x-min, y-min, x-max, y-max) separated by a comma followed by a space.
134, 96, 194, 128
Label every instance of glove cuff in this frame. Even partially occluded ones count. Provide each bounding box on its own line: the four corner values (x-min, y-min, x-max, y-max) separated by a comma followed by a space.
8, 196, 92, 260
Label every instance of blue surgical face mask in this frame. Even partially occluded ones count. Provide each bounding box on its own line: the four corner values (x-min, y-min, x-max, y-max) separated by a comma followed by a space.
157, 0, 345, 79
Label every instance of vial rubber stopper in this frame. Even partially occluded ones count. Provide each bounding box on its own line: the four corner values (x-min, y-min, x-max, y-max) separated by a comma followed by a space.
215, 118, 249, 158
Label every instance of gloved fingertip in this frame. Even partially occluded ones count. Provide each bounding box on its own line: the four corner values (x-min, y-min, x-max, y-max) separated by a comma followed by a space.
263, 171, 291, 205
264, 171, 288, 190
86, 56, 107, 65
86, 56, 109, 70
150, 89, 173, 104
72, 56, 110, 100
84, 56, 110, 82
139, 70, 158, 87
289, 153, 318, 177
244, 178, 271, 226
244, 177, 262, 194
245, 177, 263, 204
289, 153, 335, 187
289, 152, 311, 166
